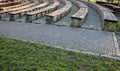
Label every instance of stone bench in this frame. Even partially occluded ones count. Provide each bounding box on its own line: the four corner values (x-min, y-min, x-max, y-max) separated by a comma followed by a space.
88, 2, 118, 31
25, 0, 60, 22
9, 1, 48, 21
70, 0, 88, 28
0, 1, 38, 20
45, 0, 72, 24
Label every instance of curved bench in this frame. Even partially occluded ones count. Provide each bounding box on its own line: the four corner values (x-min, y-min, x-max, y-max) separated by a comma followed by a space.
70, 0, 88, 28
0, 1, 29, 11
103, 4, 120, 12
0, 1, 38, 19
25, 0, 60, 22
0, 1, 21, 7
0, 1, 8, 3
9, 1, 48, 21
88, 2, 118, 31
45, 0, 72, 24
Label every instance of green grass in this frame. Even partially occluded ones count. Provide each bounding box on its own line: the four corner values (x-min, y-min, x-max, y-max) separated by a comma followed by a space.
116, 20, 120, 32
0, 36, 120, 71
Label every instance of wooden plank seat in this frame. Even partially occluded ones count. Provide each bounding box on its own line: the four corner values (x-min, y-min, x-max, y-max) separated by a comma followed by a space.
9, 1, 48, 21
103, 4, 120, 12
0, 1, 38, 19
0, 0, 12, 3
0, 1, 21, 7
0, 2, 8, 4
25, 0, 60, 22
0, 1, 20, 5
70, 0, 88, 28
0, 0, 11, 2
88, 2, 118, 31
0, 1, 29, 11
45, 0, 72, 24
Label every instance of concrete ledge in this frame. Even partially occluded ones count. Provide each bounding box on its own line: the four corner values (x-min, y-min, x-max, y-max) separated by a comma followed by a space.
112, 33, 120, 56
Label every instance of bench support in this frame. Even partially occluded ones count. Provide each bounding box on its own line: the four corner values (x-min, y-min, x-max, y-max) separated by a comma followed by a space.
0, 13, 8, 20
46, 16, 54, 24
70, 18, 81, 28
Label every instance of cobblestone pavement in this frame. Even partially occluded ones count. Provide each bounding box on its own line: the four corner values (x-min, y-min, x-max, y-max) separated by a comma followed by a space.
0, 21, 119, 57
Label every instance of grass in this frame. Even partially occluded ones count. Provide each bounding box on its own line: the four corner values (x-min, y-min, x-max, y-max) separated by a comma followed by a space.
0, 36, 120, 71
116, 20, 120, 32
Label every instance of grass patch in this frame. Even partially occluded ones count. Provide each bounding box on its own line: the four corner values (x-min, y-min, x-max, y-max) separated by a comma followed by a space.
116, 20, 120, 32
0, 36, 120, 71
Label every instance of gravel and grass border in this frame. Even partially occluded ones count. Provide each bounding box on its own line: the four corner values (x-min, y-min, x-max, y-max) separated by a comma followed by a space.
0, 36, 120, 71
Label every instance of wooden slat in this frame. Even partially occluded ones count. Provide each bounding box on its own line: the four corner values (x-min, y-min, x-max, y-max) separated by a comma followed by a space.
0, 1, 38, 18
27, 0, 59, 15
0, 1, 21, 7
71, 1, 88, 20
91, 3, 118, 22
46, 0, 72, 22
10, 1, 48, 15
9, 1, 48, 20
0, 1, 29, 11
25, 0, 60, 22
5, 1, 38, 11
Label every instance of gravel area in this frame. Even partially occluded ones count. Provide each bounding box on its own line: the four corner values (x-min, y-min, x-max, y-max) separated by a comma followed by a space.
0, 21, 119, 57
15, 16, 26, 22
82, 6, 102, 30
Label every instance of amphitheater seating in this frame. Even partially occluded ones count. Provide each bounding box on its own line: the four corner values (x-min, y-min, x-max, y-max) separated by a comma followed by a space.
70, 0, 88, 27
87, 2, 118, 31
9, 1, 48, 21
0, 1, 21, 7
0, 0, 118, 32
4, 1, 37, 11
25, 0, 60, 22
0, 1, 38, 19
45, 0, 72, 24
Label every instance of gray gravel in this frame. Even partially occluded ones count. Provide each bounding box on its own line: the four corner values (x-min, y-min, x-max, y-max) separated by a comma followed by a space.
0, 21, 119, 57
82, 6, 102, 30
